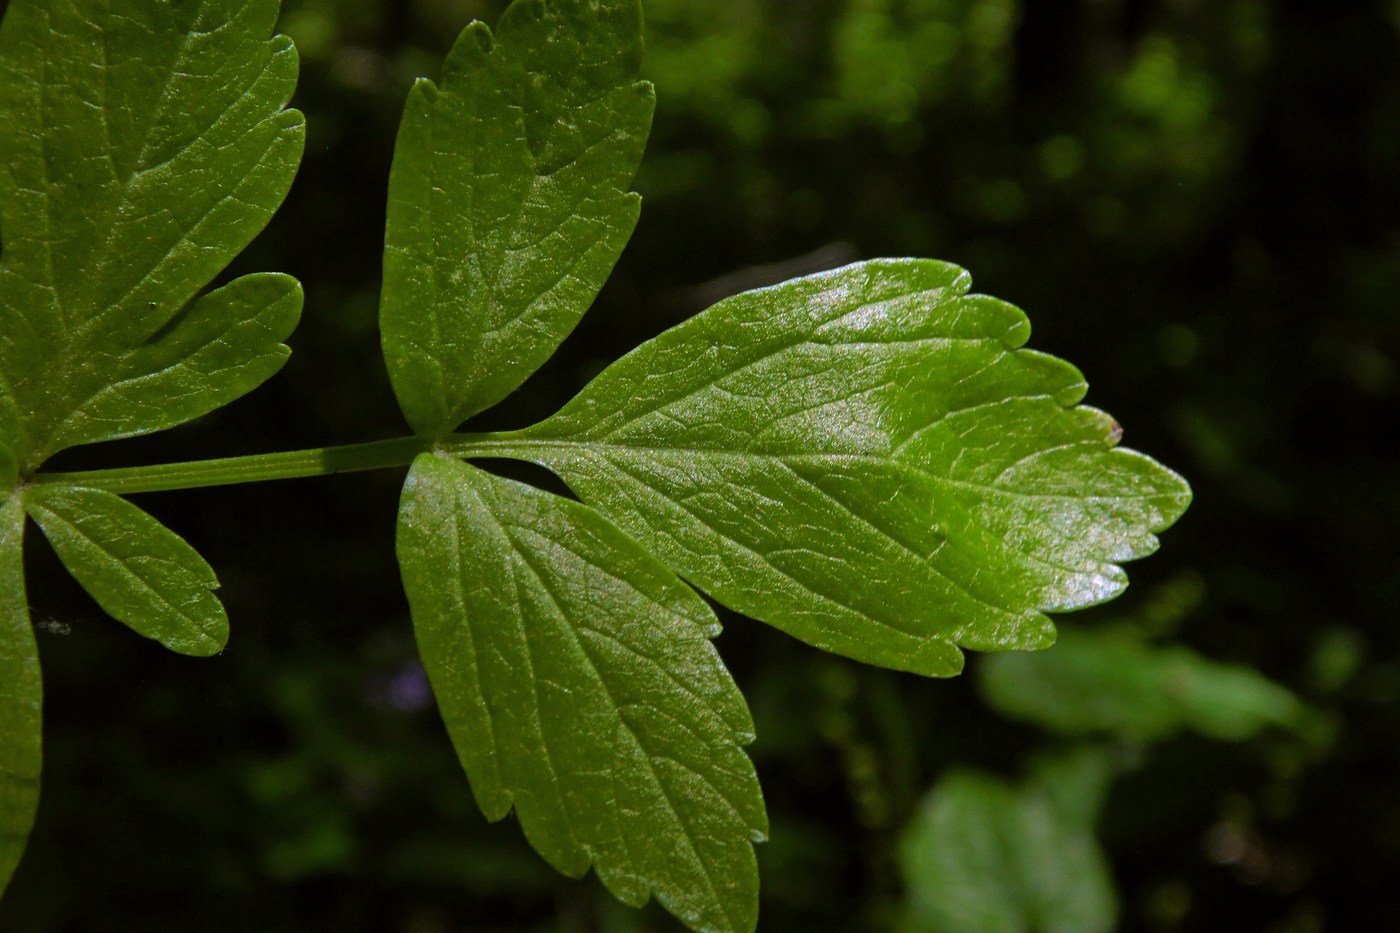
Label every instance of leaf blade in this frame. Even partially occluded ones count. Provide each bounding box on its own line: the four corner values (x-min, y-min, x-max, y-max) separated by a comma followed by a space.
26, 486, 227, 656
899, 751, 1118, 933
510, 259, 1191, 676
0, 493, 40, 895
380, 0, 654, 437
47, 273, 303, 450
979, 629, 1306, 741
397, 454, 765, 933
0, 0, 305, 468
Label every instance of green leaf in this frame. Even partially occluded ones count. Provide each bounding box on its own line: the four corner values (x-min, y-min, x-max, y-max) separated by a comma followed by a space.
0, 441, 14, 492
25, 486, 227, 656
0, 493, 40, 894
380, 0, 654, 438
979, 629, 1305, 741
398, 454, 765, 933
899, 749, 1118, 933
506, 259, 1192, 676
0, 388, 16, 474
0, 0, 305, 472
44, 273, 303, 453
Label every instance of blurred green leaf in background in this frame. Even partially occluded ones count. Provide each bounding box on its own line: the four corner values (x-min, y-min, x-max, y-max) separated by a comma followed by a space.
899, 750, 1118, 933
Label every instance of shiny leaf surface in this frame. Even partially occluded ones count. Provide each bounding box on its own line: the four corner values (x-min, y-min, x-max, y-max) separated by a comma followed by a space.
509, 259, 1192, 675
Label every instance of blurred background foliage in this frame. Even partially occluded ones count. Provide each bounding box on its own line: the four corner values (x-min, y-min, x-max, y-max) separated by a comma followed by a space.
2, 0, 1398, 929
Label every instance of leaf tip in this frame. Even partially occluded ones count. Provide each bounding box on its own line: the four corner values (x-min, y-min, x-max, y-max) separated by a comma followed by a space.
1106, 417, 1124, 446
631, 78, 657, 106
1113, 448, 1194, 533
1054, 380, 1090, 407
442, 20, 494, 87
167, 598, 230, 657
914, 640, 967, 678
182, 630, 230, 658
273, 108, 309, 156
269, 31, 297, 60
1005, 318, 1033, 346
1078, 406, 1123, 445
1154, 465, 1194, 530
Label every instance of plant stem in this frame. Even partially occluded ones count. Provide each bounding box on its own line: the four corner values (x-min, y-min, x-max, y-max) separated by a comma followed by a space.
24, 432, 580, 495
29, 436, 434, 495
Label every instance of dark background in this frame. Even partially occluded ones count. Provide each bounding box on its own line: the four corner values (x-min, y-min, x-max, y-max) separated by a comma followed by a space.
2, 0, 1398, 929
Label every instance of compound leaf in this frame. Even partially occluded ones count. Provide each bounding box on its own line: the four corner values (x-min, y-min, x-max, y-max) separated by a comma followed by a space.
398, 454, 765, 933
380, 0, 654, 438
0, 493, 40, 894
505, 259, 1192, 676
0, 0, 305, 471
26, 486, 227, 656
979, 629, 1305, 741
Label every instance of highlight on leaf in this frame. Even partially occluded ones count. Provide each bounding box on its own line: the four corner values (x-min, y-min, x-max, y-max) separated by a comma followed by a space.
496, 259, 1192, 676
